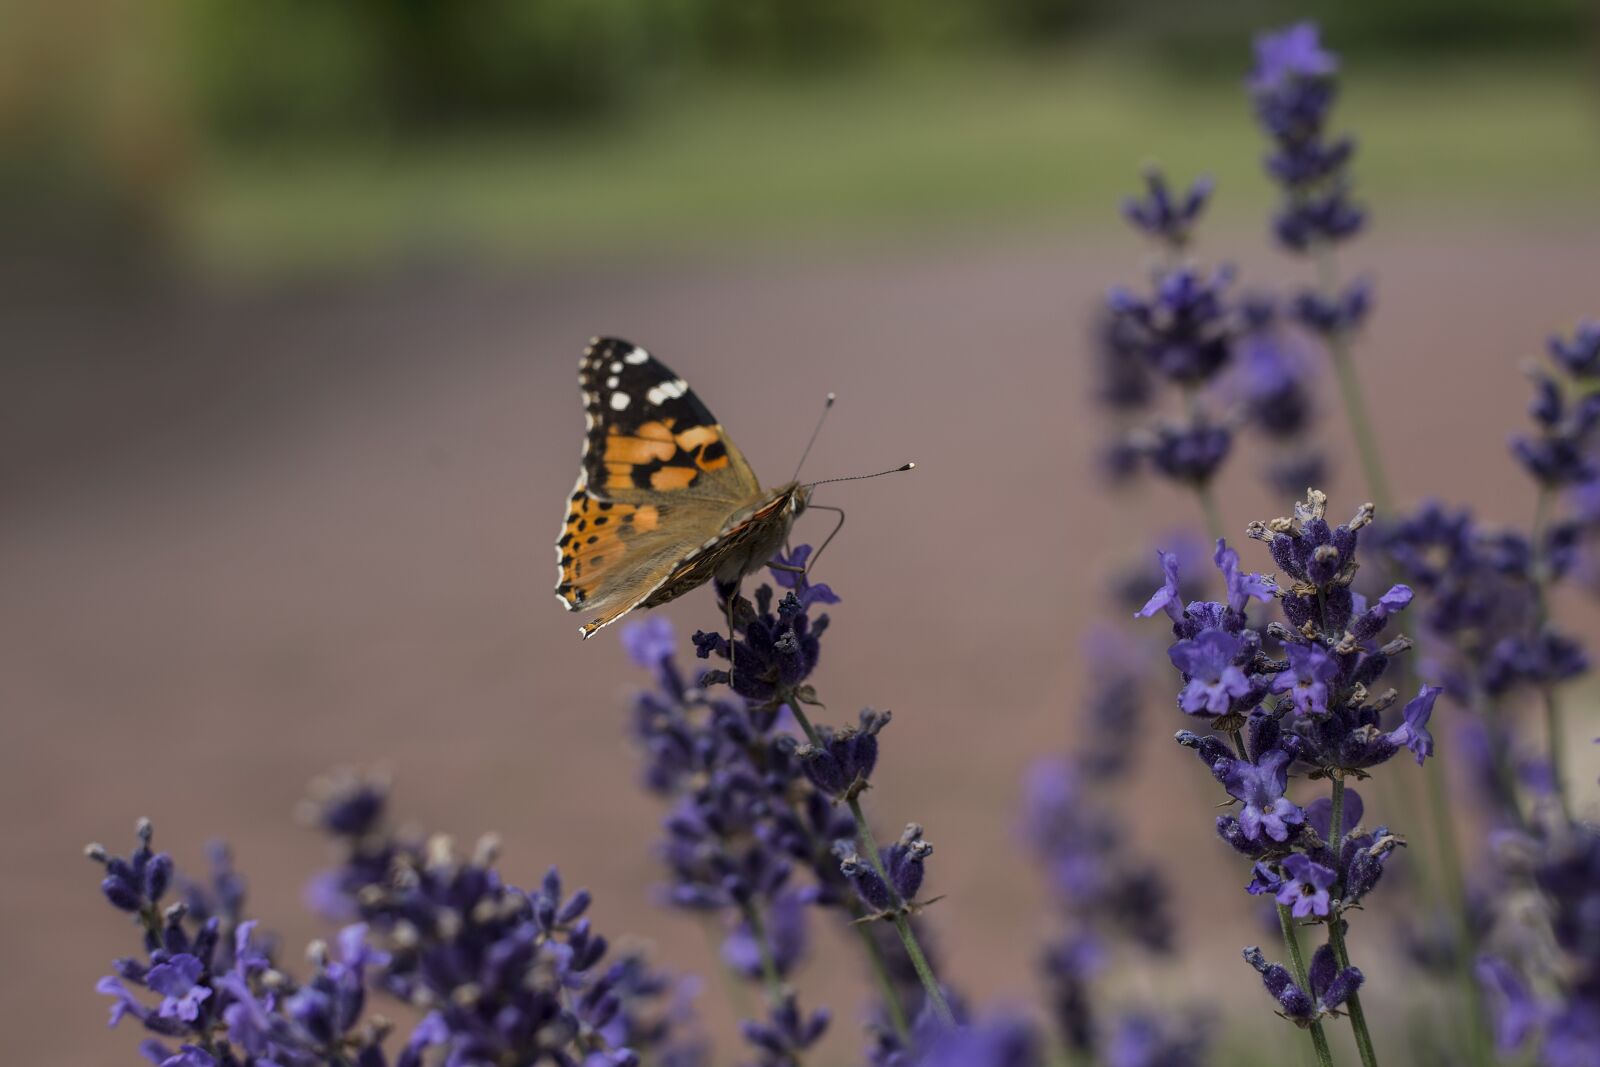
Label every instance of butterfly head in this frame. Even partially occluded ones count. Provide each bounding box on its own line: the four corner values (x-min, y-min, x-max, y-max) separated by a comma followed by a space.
778, 481, 813, 517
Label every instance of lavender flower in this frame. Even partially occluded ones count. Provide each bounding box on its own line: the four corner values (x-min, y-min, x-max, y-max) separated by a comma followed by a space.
906, 1017, 1041, 1067
1221, 750, 1303, 843
1145, 490, 1437, 1062
1249, 22, 1364, 254
1548, 320, 1600, 378
1107, 267, 1237, 388
1022, 629, 1198, 1063
1103, 1011, 1209, 1067
309, 779, 705, 1067
1235, 297, 1316, 433
739, 995, 830, 1067
626, 549, 953, 1049
1169, 629, 1252, 717
1276, 853, 1336, 919
1272, 643, 1339, 717
88, 819, 394, 1067
1477, 820, 1600, 1066
1121, 168, 1214, 250
1144, 419, 1233, 488
1244, 942, 1364, 1025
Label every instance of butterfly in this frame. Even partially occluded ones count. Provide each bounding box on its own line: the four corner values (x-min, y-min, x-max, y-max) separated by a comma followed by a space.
555, 338, 815, 639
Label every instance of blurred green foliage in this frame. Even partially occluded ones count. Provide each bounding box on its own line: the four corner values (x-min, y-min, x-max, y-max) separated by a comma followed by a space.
7, 0, 1594, 271
179, 0, 1595, 140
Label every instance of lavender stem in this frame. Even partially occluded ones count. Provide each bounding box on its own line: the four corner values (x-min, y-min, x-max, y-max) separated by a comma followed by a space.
1329, 777, 1380, 1067
787, 701, 954, 1028
1195, 483, 1226, 544
1314, 246, 1393, 514
1277, 902, 1337, 1067
847, 795, 956, 1027
1527, 485, 1573, 819
739, 900, 787, 1002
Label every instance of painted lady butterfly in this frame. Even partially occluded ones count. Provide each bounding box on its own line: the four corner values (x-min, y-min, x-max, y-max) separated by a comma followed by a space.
556, 338, 816, 639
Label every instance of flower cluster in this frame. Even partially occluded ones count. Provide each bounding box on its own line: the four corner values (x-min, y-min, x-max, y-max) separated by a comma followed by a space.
1513, 322, 1600, 489
1142, 491, 1429, 1030
89, 782, 705, 1067
1478, 819, 1600, 1067
90, 817, 394, 1067
305, 776, 705, 1067
1018, 625, 1208, 1066
624, 547, 950, 1060
1232, 295, 1327, 494
1096, 165, 1325, 498
1100, 238, 1238, 489
1248, 22, 1363, 257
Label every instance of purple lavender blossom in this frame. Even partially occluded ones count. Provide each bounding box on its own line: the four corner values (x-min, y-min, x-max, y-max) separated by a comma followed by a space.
1548, 320, 1600, 378
1292, 279, 1371, 340
88, 819, 396, 1067
625, 555, 955, 1049
1249, 22, 1337, 92
1275, 853, 1336, 918
1478, 820, 1600, 1066
1215, 538, 1277, 613
1222, 750, 1304, 843
1388, 685, 1440, 766
1022, 759, 1173, 954
1104, 1010, 1209, 1067
1135, 549, 1185, 623
911, 1016, 1041, 1067
1248, 23, 1365, 255
739, 994, 830, 1067
1121, 168, 1214, 249
1244, 942, 1364, 1024
1169, 629, 1252, 716
1107, 267, 1237, 387
1272, 642, 1339, 717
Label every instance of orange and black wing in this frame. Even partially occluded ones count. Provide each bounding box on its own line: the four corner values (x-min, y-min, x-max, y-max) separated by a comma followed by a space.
555, 338, 764, 635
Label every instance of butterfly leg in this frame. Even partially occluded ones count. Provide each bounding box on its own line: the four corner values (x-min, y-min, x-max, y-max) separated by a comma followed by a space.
716, 576, 742, 685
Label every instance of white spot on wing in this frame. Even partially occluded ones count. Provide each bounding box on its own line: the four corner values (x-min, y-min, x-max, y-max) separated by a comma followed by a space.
624, 347, 649, 365
610, 392, 631, 411
606, 376, 619, 388
610, 361, 623, 373
646, 378, 687, 405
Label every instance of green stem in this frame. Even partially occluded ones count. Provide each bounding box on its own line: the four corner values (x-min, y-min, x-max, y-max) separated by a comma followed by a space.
1541, 685, 1571, 820
1196, 482, 1226, 544
1527, 486, 1573, 819
1278, 903, 1337, 1067
847, 795, 955, 1026
1329, 778, 1380, 1067
739, 901, 786, 1003
1326, 919, 1380, 1067
788, 702, 822, 746
700, 915, 755, 1020
1314, 246, 1393, 514
855, 923, 912, 1042
1419, 743, 1494, 1065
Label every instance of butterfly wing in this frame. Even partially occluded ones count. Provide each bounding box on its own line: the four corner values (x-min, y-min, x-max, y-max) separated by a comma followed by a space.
556, 338, 765, 636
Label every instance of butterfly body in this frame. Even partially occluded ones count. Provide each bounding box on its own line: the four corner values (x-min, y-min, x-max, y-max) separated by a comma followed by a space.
556, 338, 808, 639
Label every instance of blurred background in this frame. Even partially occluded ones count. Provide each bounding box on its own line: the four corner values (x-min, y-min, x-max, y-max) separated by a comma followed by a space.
4, 0, 1600, 1063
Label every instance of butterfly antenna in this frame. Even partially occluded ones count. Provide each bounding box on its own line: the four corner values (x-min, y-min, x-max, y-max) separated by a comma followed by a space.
790, 393, 836, 483
803, 462, 915, 490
